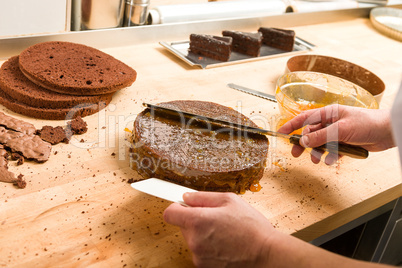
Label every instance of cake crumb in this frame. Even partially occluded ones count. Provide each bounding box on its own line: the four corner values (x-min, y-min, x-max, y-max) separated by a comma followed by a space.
12, 152, 24, 165
68, 116, 88, 135
127, 178, 137, 184
13, 174, 26, 189
37, 125, 69, 145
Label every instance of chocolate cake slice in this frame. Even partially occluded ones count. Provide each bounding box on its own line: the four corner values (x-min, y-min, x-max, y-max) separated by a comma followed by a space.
258, 27, 295, 52
0, 56, 114, 109
18, 41, 137, 96
222, 30, 263, 57
0, 88, 110, 120
189, 34, 232, 61
130, 100, 269, 194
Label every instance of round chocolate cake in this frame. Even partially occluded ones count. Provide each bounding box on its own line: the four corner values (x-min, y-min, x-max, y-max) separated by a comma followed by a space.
0, 56, 113, 109
18, 41, 137, 96
130, 100, 269, 194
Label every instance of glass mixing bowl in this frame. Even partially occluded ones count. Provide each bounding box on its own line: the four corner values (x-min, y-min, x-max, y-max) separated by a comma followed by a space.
275, 71, 379, 128
285, 55, 385, 104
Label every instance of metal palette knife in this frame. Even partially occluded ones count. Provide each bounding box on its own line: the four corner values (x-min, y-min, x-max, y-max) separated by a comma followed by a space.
143, 102, 369, 159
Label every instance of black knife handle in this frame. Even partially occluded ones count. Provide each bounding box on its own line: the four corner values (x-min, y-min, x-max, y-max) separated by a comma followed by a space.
289, 134, 369, 159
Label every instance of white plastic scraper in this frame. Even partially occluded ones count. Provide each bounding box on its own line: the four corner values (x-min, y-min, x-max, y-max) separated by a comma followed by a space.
131, 178, 197, 206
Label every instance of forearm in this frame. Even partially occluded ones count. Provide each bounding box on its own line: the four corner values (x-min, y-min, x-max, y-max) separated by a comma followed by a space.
371, 109, 395, 150
258, 232, 393, 268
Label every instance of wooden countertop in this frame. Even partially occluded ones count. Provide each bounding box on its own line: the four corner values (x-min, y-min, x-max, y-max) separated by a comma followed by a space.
1, 17, 402, 267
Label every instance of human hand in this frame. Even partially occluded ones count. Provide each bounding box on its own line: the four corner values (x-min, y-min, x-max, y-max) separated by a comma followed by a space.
278, 104, 394, 165
164, 190, 393, 268
163, 192, 276, 268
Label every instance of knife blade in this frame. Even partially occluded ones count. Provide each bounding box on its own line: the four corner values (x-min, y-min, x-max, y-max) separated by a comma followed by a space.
227, 83, 277, 103
143, 102, 369, 159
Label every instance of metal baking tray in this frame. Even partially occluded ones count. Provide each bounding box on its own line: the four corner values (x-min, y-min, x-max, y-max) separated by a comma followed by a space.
159, 36, 315, 69
370, 7, 402, 42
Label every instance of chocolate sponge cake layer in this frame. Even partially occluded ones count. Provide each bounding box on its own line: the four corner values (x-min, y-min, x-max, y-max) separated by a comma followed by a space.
18, 41, 137, 96
0, 88, 110, 120
130, 100, 269, 194
189, 34, 232, 62
222, 30, 263, 57
258, 27, 295, 52
0, 56, 113, 109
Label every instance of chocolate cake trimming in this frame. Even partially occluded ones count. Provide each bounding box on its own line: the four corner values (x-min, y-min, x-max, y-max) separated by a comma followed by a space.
0, 111, 36, 135
0, 56, 114, 109
0, 111, 83, 188
0, 145, 25, 188
0, 144, 9, 168
6, 133, 51, 162
37, 117, 87, 144
222, 30, 263, 57
18, 41, 137, 96
189, 34, 233, 62
0, 126, 51, 162
0, 88, 110, 120
130, 100, 269, 194
0, 112, 51, 163
258, 27, 295, 52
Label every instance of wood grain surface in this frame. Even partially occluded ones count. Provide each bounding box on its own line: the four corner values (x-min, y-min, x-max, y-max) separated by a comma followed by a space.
0, 17, 402, 267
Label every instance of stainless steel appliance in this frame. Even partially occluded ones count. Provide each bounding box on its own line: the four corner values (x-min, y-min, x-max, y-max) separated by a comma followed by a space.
124, 0, 150, 26
71, 0, 125, 31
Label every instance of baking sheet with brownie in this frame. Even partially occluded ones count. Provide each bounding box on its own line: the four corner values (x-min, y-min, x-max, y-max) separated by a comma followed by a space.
160, 30, 315, 69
